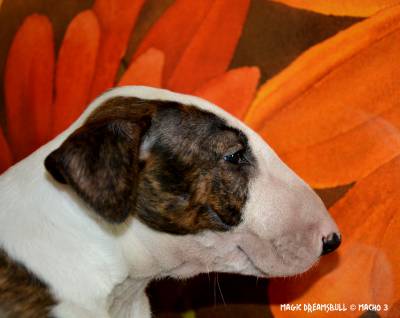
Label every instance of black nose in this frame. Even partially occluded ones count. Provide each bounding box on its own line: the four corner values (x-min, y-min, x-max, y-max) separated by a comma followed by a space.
321, 233, 341, 255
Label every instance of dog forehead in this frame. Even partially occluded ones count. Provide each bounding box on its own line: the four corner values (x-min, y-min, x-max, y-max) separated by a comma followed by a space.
90, 86, 253, 141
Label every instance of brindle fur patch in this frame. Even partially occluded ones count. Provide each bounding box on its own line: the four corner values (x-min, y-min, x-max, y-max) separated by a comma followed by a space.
45, 97, 256, 233
45, 97, 156, 223
136, 103, 256, 234
0, 248, 55, 318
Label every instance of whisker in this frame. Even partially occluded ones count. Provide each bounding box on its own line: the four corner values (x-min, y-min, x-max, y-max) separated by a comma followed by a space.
213, 274, 217, 307
206, 264, 211, 283
216, 273, 226, 306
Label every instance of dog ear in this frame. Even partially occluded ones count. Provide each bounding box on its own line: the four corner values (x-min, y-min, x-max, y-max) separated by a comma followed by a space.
44, 97, 155, 223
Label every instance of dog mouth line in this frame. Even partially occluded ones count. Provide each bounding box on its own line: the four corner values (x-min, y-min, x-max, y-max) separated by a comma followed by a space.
236, 245, 269, 278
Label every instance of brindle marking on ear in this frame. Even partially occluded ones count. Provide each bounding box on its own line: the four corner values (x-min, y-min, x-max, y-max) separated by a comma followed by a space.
0, 248, 55, 318
45, 96, 256, 233
45, 97, 157, 223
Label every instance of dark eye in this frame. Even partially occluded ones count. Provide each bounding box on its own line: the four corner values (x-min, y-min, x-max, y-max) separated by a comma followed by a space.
224, 149, 248, 165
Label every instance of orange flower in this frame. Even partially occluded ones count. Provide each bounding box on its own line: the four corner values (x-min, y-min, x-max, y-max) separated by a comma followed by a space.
118, 48, 164, 88
4, 14, 54, 161
0, 127, 12, 172
271, 0, 399, 17
245, 4, 400, 188
243, 4, 400, 317
1, 0, 257, 172
90, 0, 146, 99
52, 10, 100, 135
1, 1, 399, 317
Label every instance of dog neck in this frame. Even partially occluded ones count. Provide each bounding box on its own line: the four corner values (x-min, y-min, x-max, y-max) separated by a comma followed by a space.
107, 276, 151, 317
105, 216, 216, 317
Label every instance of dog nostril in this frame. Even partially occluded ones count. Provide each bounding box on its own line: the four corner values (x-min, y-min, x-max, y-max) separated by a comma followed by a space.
321, 233, 341, 256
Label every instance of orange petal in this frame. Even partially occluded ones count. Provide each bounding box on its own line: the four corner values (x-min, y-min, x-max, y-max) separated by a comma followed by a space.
118, 48, 164, 88
4, 14, 54, 160
280, 112, 400, 188
371, 214, 400, 309
271, 0, 398, 17
0, 127, 13, 174
167, 0, 250, 93
245, 5, 400, 130
193, 67, 260, 120
90, 0, 145, 98
270, 156, 400, 317
245, 5, 400, 187
52, 10, 100, 135
133, 0, 214, 83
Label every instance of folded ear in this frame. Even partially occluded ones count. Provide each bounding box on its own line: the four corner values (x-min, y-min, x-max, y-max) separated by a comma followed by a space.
44, 97, 155, 223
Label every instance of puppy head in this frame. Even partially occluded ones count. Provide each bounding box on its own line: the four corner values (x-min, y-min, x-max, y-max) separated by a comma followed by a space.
45, 87, 340, 277
45, 97, 249, 230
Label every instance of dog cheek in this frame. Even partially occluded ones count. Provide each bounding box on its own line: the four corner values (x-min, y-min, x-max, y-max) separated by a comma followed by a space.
207, 173, 248, 229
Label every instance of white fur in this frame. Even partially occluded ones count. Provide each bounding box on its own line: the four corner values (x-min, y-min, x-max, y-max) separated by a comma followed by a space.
0, 86, 339, 317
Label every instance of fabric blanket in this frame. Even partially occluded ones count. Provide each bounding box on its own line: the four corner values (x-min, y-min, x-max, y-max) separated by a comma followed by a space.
0, 1, 399, 317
